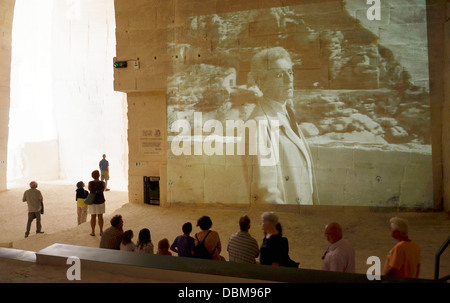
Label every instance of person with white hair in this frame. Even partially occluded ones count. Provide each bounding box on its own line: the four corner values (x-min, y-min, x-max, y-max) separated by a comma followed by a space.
22, 181, 44, 238
383, 217, 421, 278
259, 211, 298, 267
247, 46, 317, 205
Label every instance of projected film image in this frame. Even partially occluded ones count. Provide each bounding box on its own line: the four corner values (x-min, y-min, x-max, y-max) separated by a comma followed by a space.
166, 1, 432, 208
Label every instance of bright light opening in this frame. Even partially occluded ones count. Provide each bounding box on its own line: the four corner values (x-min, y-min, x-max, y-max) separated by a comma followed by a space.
8, 0, 128, 190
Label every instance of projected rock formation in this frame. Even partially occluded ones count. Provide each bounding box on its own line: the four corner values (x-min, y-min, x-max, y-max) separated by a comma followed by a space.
164, 1, 432, 208
167, 3, 430, 146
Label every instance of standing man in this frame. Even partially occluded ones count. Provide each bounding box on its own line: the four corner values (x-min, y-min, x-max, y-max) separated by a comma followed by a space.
322, 222, 355, 273
99, 154, 110, 191
22, 181, 44, 238
227, 215, 259, 263
247, 46, 317, 205
383, 217, 420, 278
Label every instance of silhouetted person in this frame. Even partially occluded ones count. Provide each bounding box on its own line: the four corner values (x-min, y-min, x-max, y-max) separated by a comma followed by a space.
194, 216, 224, 260
99, 154, 110, 191
170, 222, 195, 257
88, 170, 106, 236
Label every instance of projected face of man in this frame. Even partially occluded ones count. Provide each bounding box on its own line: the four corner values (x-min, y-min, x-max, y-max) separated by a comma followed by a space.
258, 58, 294, 104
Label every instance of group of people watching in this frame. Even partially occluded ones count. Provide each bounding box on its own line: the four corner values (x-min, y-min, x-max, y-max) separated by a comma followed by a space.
21, 176, 420, 279
98, 212, 421, 279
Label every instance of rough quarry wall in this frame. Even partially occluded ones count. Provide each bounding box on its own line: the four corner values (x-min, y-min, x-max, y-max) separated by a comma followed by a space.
5, 0, 128, 189
0, 0, 15, 191
114, 0, 446, 209
50, 0, 128, 189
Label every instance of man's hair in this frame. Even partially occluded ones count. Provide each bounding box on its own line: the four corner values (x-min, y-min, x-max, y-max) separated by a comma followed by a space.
182, 222, 192, 234
248, 46, 293, 86
239, 215, 251, 231
197, 216, 213, 230
29, 181, 38, 188
110, 214, 123, 227
390, 217, 409, 235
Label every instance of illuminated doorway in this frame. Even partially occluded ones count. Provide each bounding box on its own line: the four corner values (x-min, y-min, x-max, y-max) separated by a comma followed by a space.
8, 0, 128, 190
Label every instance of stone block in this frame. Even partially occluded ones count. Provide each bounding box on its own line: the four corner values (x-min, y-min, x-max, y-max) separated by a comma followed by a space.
114, 73, 137, 93
128, 175, 144, 203
353, 148, 407, 166
389, 5, 427, 25
174, 0, 218, 21
403, 160, 433, 183
167, 163, 205, 203
128, 161, 160, 177
204, 164, 249, 204
399, 181, 434, 208
156, 0, 176, 28
379, 24, 426, 45
343, 180, 400, 207
129, 29, 169, 52
315, 167, 348, 185
316, 182, 345, 206
136, 74, 168, 91
347, 163, 406, 188
316, 146, 354, 169
127, 2, 158, 30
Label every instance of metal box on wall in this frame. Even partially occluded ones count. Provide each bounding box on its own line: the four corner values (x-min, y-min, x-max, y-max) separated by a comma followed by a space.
144, 176, 160, 205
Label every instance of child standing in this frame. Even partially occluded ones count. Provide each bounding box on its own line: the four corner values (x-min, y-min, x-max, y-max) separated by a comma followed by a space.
75, 181, 89, 225
170, 222, 195, 257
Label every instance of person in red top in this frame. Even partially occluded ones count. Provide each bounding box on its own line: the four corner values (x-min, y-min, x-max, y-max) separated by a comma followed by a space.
383, 217, 420, 279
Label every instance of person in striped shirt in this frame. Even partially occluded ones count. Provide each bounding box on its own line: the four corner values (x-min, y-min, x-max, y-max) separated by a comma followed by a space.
227, 215, 260, 264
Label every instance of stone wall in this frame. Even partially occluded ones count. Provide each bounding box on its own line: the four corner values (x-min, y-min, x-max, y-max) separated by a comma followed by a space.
50, 0, 128, 188
0, 0, 15, 191
443, 1, 450, 211
4, 0, 128, 188
113, 0, 447, 209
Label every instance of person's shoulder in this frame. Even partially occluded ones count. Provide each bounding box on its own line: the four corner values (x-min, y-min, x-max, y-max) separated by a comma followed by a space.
228, 231, 240, 240
341, 239, 355, 251
211, 230, 220, 237
102, 226, 115, 235
400, 240, 420, 251
247, 232, 258, 242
